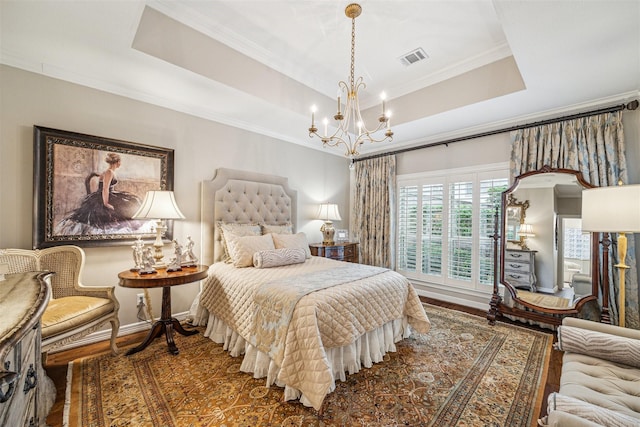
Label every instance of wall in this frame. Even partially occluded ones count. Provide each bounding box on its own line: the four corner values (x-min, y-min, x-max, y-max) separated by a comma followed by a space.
0, 65, 350, 332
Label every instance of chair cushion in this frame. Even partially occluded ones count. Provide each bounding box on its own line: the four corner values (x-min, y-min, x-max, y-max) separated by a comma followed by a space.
42, 296, 115, 339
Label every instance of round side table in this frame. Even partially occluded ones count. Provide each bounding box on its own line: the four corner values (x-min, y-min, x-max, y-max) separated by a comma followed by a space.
118, 265, 208, 355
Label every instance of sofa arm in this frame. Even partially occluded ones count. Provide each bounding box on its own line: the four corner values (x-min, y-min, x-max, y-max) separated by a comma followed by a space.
563, 317, 640, 340
556, 324, 640, 368
542, 393, 640, 427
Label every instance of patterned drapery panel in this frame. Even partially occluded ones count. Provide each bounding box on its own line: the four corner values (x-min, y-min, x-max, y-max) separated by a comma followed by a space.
352, 155, 396, 268
510, 111, 638, 328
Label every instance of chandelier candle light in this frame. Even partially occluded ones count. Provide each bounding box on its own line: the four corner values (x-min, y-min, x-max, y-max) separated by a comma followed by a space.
132, 190, 186, 268
308, 3, 393, 159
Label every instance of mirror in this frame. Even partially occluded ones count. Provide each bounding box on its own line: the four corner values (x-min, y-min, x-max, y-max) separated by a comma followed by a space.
488, 166, 600, 327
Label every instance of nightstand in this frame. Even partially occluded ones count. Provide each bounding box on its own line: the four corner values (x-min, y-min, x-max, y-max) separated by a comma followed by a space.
309, 242, 359, 263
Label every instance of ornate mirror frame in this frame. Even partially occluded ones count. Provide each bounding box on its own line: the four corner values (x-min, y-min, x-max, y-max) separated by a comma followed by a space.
505, 194, 529, 246
487, 166, 601, 327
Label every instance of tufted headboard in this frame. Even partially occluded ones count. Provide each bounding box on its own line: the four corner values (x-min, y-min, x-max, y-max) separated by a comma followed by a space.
200, 168, 298, 265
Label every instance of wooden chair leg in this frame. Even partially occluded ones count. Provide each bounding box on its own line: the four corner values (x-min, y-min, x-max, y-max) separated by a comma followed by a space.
109, 318, 120, 355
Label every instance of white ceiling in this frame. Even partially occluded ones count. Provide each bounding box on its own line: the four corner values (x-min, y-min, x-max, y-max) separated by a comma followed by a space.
1, 1, 639, 158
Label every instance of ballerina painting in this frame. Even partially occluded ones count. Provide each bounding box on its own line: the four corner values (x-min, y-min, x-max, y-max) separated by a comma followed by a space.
55, 152, 145, 235
34, 126, 175, 248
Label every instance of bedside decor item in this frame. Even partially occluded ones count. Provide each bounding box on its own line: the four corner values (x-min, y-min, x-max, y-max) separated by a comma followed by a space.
307, 3, 393, 159
33, 126, 175, 248
582, 182, 640, 327
131, 236, 145, 272
317, 203, 342, 245
166, 240, 184, 272
335, 229, 349, 242
181, 236, 198, 267
132, 190, 185, 268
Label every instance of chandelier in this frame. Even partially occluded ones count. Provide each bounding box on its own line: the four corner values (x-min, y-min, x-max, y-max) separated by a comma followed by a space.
308, 3, 393, 159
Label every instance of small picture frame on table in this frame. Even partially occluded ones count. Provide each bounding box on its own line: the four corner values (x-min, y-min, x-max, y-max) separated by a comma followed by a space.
335, 229, 349, 242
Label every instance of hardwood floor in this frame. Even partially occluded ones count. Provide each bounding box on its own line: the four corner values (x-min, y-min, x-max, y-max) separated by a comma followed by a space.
44, 298, 561, 426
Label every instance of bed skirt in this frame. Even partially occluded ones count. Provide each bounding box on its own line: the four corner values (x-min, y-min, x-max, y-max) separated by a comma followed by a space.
201, 312, 411, 408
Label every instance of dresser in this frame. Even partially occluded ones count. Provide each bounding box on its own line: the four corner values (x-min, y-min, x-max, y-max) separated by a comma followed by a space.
0, 272, 55, 427
503, 249, 537, 292
309, 242, 359, 263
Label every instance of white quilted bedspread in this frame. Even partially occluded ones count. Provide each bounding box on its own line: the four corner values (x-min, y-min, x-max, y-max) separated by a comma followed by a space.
198, 256, 430, 410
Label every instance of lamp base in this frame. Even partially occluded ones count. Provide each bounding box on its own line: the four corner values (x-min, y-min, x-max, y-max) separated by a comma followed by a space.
152, 219, 167, 269
321, 221, 336, 246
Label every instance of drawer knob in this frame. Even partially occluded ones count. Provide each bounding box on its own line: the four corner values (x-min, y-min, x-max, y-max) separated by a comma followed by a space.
509, 263, 523, 269
511, 253, 523, 258
23, 364, 37, 393
0, 371, 18, 403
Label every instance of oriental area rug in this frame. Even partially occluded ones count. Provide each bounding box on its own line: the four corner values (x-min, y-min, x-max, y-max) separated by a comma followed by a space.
64, 304, 552, 427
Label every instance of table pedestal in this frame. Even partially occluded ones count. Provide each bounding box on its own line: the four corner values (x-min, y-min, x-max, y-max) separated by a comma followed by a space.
126, 286, 198, 355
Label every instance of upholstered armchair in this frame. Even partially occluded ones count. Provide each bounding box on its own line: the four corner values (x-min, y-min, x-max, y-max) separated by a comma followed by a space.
0, 245, 119, 355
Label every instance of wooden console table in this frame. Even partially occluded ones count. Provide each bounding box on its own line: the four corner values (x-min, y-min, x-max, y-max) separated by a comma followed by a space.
118, 265, 208, 355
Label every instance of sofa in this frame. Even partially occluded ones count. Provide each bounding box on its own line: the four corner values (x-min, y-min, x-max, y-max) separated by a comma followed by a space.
540, 317, 640, 426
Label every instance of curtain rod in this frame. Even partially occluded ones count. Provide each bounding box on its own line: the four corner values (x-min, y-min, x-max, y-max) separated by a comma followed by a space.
353, 99, 639, 163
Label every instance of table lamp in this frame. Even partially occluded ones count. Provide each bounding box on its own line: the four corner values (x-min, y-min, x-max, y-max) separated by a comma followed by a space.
317, 203, 341, 245
582, 183, 640, 327
133, 190, 185, 268
518, 223, 535, 250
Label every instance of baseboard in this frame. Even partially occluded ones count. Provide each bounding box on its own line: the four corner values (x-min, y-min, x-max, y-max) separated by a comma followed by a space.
49, 311, 191, 353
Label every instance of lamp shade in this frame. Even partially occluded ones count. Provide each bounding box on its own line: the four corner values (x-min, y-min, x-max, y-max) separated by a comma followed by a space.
519, 223, 535, 237
317, 203, 342, 221
132, 191, 185, 220
581, 184, 640, 233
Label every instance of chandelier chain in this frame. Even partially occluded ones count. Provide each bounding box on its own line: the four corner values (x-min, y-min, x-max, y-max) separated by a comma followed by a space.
350, 15, 356, 91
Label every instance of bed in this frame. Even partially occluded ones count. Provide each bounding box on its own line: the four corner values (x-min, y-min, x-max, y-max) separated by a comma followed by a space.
191, 168, 430, 410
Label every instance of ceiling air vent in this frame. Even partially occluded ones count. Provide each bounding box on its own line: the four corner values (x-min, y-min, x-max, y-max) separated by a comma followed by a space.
399, 48, 428, 67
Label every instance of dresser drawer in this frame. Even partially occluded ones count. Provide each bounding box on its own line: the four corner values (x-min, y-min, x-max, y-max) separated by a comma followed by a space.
323, 246, 344, 259
309, 242, 359, 263
504, 250, 533, 263
504, 261, 532, 273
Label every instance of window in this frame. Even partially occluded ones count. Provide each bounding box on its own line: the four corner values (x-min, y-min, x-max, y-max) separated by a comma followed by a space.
397, 165, 508, 289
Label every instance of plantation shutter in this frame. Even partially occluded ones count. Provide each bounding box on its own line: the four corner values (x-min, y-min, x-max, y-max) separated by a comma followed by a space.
398, 185, 418, 271
448, 179, 473, 282
421, 183, 443, 276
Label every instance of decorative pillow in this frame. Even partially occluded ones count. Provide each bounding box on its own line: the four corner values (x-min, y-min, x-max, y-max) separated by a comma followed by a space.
261, 223, 293, 235
217, 222, 261, 261
546, 393, 640, 427
271, 232, 311, 259
225, 233, 275, 267
253, 248, 306, 268
556, 325, 640, 368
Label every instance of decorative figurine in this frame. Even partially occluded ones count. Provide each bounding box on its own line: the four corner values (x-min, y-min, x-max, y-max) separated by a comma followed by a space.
139, 247, 157, 275
182, 236, 198, 267
166, 240, 183, 272
130, 236, 145, 272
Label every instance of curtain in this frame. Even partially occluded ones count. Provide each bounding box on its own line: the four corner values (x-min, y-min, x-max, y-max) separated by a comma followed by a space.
352, 155, 396, 268
510, 111, 638, 328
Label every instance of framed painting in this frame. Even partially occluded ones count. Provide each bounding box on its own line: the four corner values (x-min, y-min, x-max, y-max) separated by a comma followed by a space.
33, 126, 175, 248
